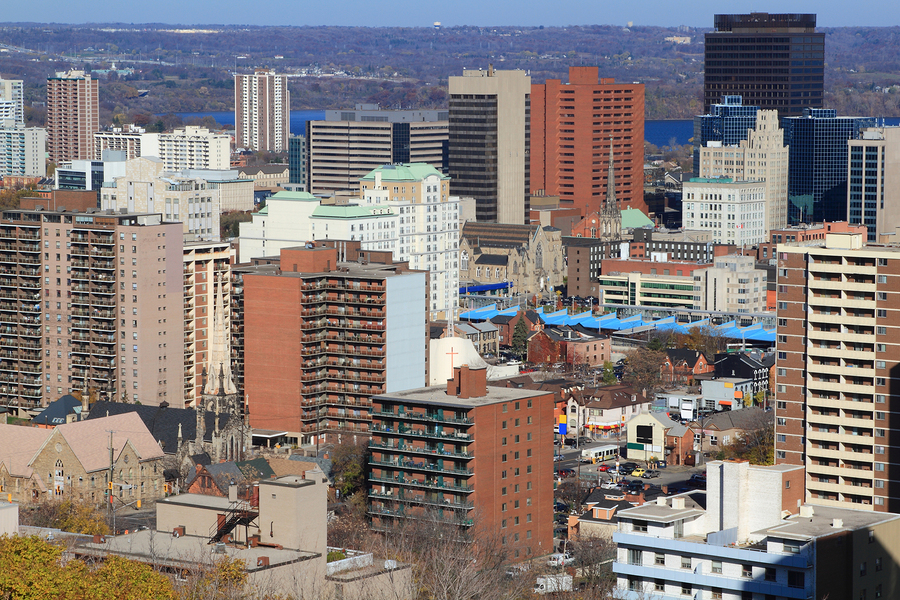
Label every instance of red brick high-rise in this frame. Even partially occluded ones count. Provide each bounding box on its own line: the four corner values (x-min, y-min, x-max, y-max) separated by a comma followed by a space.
531, 67, 645, 216
46, 70, 99, 163
367, 365, 554, 561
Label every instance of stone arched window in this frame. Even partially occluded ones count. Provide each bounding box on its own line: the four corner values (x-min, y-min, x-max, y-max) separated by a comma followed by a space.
461, 250, 469, 271
513, 261, 518, 275
535, 244, 543, 271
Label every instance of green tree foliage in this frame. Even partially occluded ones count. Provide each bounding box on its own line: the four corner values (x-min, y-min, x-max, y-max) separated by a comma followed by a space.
601, 360, 617, 385
220, 211, 252, 240
511, 318, 528, 357
20, 498, 109, 535
0, 535, 174, 600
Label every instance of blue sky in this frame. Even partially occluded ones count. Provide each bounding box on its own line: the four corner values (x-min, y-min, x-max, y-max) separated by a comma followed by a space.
4, 0, 899, 28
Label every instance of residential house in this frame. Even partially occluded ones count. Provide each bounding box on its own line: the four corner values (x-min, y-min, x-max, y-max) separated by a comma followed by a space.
714, 351, 771, 400
624, 412, 678, 462
689, 406, 773, 455
527, 326, 610, 368
490, 310, 537, 348
660, 349, 714, 386
452, 321, 500, 356
184, 457, 276, 497
567, 385, 651, 440
664, 421, 694, 466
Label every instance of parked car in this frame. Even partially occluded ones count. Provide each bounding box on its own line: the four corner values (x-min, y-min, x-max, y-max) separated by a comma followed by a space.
547, 553, 576, 567
688, 474, 707, 489
600, 480, 621, 490
631, 468, 646, 477
553, 526, 568, 538
554, 501, 569, 512
642, 470, 660, 479
554, 514, 569, 525
564, 438, 577, 447
577, 436, 593, 445
620, 462, 638, 473
554, 454, 565, 462
598, 464, 611, 472
556, 468, 576, 478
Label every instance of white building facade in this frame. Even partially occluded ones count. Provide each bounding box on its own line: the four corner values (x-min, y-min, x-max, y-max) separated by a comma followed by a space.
360, 163, 460, 320
0, 120, 46, 177
683, 178, 767, 247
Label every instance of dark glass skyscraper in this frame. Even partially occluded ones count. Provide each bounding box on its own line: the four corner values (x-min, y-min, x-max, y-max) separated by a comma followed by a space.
692, 96, 759, 174
704, 13, 824, 118
782, 108, 874, 224
288, 134, 306, 186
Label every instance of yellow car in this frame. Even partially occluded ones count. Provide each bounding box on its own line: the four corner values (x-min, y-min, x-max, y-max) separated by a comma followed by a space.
631, 468, 646, 477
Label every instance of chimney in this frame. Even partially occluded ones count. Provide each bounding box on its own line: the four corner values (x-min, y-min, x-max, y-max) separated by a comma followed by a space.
832, 519, 843, 529
671, 497, 685, 510
446, 365, 488, 399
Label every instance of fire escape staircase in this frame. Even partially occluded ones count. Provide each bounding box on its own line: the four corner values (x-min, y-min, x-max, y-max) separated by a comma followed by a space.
208, 500, 259, 544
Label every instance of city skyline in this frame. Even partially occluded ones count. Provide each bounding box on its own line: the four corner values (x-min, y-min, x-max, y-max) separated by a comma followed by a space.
2, 1, 900, 28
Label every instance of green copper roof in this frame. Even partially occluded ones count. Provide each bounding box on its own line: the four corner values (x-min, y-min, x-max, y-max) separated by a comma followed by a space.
360, 163, 449, 182
310, 205, 395, 219
688, 177, 734, 184
621, 208, 654, 229
257, 206, 269, 216
268, 190, 319, 201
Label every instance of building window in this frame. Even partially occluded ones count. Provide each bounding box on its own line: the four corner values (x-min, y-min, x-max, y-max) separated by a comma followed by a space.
655, 553, 665, 565
681, 583, 691, 596
711, 561, 722, 574
788, 571, 804, 588
742, 564, 752, 578
765, 568, 776, 582
681, 556, 691, 570
633, 520, 647, 533
860, 562, 867, 576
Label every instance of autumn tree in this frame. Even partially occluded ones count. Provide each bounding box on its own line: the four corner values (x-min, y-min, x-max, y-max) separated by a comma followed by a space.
601, 360, 617, 385
20, 498, 109, 535
330, 437, 369, 499
0, 535, 174, 600
722, 412, 775, 465
622, 348, 666, 396
681, 324, 727, 361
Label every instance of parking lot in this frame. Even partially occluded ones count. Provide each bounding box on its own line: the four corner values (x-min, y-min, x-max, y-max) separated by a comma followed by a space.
553, 443, 707, 491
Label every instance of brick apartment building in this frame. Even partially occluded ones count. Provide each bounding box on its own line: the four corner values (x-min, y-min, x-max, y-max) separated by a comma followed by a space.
240, 241, 428, 445
46, 70, 99, 163
531, 67, 645, 215
0, 208, 183, 413
367, 365, 554, 561
776, 232, 900, 511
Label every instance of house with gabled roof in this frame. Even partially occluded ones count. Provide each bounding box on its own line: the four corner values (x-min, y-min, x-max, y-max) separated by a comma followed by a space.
660, 348, 714, 386
0, 413, 166, 505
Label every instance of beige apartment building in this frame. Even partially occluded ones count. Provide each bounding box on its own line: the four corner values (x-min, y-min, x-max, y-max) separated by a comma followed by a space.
696, 109, 790, 233
693, 254, 768, 314
47, 70, 99, 163
94, 125, 231, 171
776, 232, 900, 511
235, 68, 289, 152
448, 67, 531, 224
182, 241, 232, 407
0, 208, 183, 413
848, 127, 900, 243
100, 157, 221, 242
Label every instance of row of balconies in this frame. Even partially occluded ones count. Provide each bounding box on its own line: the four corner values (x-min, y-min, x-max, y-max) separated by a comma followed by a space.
368, 489, 473, 510
370, 423, 473, 442
369, 458, 473, 476
373, 410, 473, 426
369, 474, 472, 493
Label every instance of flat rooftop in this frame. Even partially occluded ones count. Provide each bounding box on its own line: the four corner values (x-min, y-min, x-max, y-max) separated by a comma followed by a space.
761, 504, 900, 541
75, 529, 319, 572
374, 384, 551, 408
237, 260, 415, 278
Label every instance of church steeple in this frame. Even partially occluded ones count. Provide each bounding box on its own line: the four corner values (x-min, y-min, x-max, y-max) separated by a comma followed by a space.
599, 136, 622, 240
204, 275, 237, 396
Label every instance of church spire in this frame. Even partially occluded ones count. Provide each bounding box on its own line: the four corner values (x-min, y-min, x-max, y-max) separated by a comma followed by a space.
204, 274, 237, 396
605, 135, 618, 209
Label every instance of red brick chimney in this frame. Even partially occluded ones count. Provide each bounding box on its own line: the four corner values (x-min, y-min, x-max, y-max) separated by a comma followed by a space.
446, 365, 488, 399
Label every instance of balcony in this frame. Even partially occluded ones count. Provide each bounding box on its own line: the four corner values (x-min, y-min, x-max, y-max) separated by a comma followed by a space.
369, 458, 473, 476
369, 474, 473, 493
368, 490, 473, 510
367, 507, 474, 526
374, 410, 473, 426
370, 424, 473, 443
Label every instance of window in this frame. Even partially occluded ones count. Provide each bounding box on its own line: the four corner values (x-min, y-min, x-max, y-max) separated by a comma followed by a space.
712, 590, 723, 600
788, 571, 804, 588
655, 580, 665, 592
633, 520, 647, 533
628, 549, 643, 566
711, 560, 722, 574
655, 553, 665, 566
860, 562, 867, 576
875, 557, 882, 571
742, 564, 753, 578
765, 567, 776, 582
681, 583, 691, 595
681, 556, 691, 570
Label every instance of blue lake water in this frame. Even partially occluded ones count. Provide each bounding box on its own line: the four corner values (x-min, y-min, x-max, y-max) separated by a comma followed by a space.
174, 112, 900, 148
172, 110, 325, 135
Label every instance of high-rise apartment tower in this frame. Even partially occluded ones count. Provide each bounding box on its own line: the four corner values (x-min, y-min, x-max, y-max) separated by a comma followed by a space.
46, 70, 99, 163
235, 68, 290, 153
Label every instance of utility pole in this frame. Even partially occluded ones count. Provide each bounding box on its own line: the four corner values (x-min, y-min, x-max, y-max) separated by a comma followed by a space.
107, 430, 114, 526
